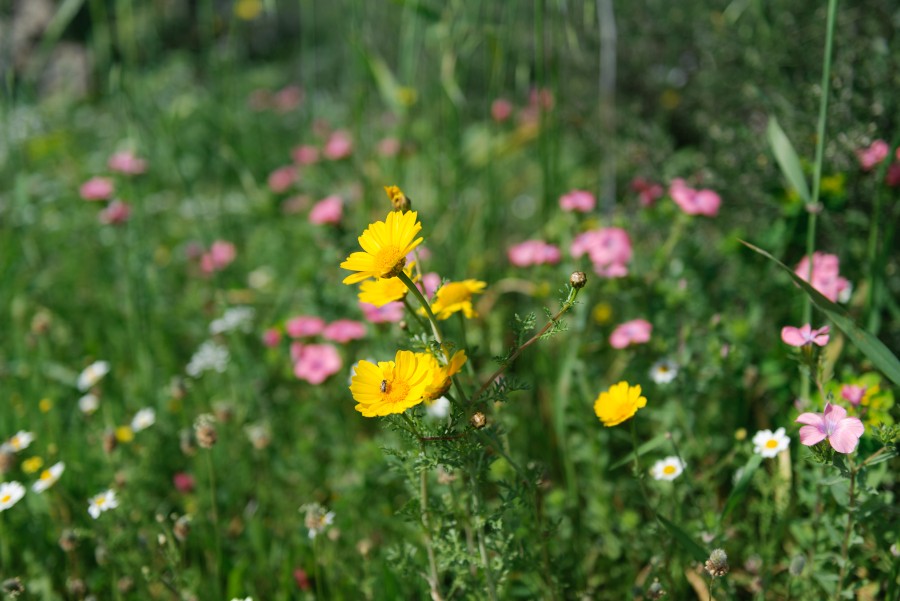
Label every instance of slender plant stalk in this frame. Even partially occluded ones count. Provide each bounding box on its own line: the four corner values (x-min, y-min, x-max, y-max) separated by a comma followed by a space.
470, 476, 499, 601
833, 459, 856, 601
204, 451, 222, 598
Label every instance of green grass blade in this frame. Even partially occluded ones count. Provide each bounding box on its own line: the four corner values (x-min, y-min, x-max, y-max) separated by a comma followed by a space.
608, 433, 669, 470
767, 117, 811, 204
719, 454, 762, 525
656, 513, 708, 562
742, 241, 900, 387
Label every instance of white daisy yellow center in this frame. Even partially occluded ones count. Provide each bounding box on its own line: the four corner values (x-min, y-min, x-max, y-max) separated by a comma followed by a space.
663, 465, 677, 475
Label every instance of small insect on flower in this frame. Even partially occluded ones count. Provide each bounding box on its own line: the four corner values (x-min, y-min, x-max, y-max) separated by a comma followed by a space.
380, 380, 388, 393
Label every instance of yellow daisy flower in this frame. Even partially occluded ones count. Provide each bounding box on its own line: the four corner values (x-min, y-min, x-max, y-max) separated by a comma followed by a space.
341, 211, 423, 284
594, 381, 647, 427
428, 280, 486, 320
358, 263, 419, 307
417, 350, 467, 401
349, 350, 433, 417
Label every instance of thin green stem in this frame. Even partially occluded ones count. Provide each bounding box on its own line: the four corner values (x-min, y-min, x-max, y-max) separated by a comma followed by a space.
401, 295, 432, 333
629, 419, 653, 511
398, 271, 445, 348
834, 458, 857, 601
204, 450, 222, 598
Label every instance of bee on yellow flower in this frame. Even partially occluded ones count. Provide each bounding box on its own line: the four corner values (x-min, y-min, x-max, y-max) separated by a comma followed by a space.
349, 350, 434, 417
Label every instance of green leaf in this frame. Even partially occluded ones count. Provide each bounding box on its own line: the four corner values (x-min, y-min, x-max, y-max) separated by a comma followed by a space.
719, 454, 763, 524
656, 514, 708, 562
608, 433, 669, 470
864, 447, 898, 466
742, 241, 900, 387
767, 117, 811, 203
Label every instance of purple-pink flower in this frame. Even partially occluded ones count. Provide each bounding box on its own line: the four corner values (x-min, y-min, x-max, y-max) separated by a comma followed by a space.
99, 200, 132, 225
262, 328, 282, 348
669, 178, 721, 217
631, 177, 664, 207
108, 151, 147, 175
285, 316, 325, 338
323, 130, 353, 160
571, 227, 632, 278
377, 137, 401, 157
780, 324, 830, 348
491, 98, 513, 122
856, 140, 889, 171
80, 177, 115, 201
507, 240, 562, 267
609, 319, 652, 349
359, 301, 404, 324
292, 145, 320, 165
293, 343, 342, 385
309, 195, 343, 225
795, 403, 864, 453
794, 252, 850, 303
840, 385, 866, 407
322, 320, 366, 343
268, 166, 297, 193
200, 240, 236, 274
418, 273, 441, 299
559, 189, 596, 213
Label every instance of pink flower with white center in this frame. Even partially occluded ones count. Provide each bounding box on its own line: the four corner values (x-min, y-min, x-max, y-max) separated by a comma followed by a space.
377, 137, 401, 157
491, 98, 513, 122
268, 166, 297, 193
794, 252, 850, 303
262, 328, 282, 348
559, 189, 596, 213
631, 177, 664, 207
292, 145, 320, 165
669, 179, 721, 217
856, 140, 889, 171
359, 301, 404, 324
80, 177, 115, 201
609, 319, 652, 349
571, 227, 632, 278
285, 316, 325, 338
107, 151, 147, 175
308, 195, 343, 225
99, 200, 131, 225
780, 324, 830, 347
322, 320, 366, 343
293, 344, 342, 385
323, 130, 353, 160
508, 240, 562, 267
840, 384, 866, 407
795, 403, 864, 453
200, 240, 236, 274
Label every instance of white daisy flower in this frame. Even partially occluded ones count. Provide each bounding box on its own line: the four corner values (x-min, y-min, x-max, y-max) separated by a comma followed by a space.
78, 393, 100, 415
0, 481, 26, 511
186, 341, 230, 378
752, 427, 790, 458
650, 456, 686, 481
425, 396, 451, 419
78, 360, 110, 391
88, 489, 119, 519
649, 359, 679, 385
130, 408, 156, 432
301, 503, 335, 539
8, 431, 34, 452
32, 462, 65, 493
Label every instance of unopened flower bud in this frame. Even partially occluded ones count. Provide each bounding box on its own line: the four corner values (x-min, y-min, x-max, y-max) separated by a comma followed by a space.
705, 548, 729, 578
570, 271, 587, 289
470, 411, 487, 429
384, 185, 412, 212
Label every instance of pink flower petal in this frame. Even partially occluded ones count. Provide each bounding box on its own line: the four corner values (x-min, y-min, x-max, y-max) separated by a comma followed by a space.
829, 417, 864, 453
797, 425, 827, 446
780, 326, 806, 347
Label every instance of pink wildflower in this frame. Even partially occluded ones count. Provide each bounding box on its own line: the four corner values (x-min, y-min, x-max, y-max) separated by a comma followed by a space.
308, 195, 343, 225
794, 252, 850, 303
200, 241, 236, 274
885, 162, 900, 187
359, 301, 404, 324
669, 179, 721, 217
407, 245, 431, 262
80, 177, 115, 201
609, 319, 652, 349
529, 87, 555, 111
570, 227, 632, 278
840, 385, 866, 407
98, 200, 131, 225
273, 85, 303, 112
795, 403, 864, 453
108, 151, 147, 175
290, 342, 305, 362
491, 98, 513, 122
323, 130, 353, 160
631, 177, 664, 207
559, 189, 596, 213
262, 328, 282, 348
377, 137, 401, 157
173, 472, 195, 493
508, 240, 562, 267
780, 324, 830, 347
419, 273, 441, 299
293, 343, 342, 385
856, 140, 889, 171
268, 166, 297, 193
322, 320, 367, 343
285, 316, 325, 338
292, 145, 320, 165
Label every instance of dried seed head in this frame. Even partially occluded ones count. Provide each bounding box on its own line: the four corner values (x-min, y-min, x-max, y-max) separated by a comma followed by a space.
212, 400, 234, 423
194, 414, 217, 449
174, 515, 192, 542
705, 548, 729, 578
569, 271, 587, 289
470, 411, 487, 429
2, 578, 24, 597
0, 448, 16, 474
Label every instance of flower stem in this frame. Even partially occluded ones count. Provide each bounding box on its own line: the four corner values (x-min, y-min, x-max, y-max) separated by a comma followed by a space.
834, 458, 856, 601
398, 271, 445, 347
204, 450, 222, 598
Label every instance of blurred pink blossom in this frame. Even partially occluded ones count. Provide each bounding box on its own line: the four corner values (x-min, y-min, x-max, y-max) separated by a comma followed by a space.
406, 245, 431, 262
359, 301, 404, 323
268, 166, 297, 193
669, 179, 721, 217
292, 145, 320, 165
418, 273, 441, 299
282, 194, 311, 215
491, 98, 513, 122
631, 177, 664, 207
529, 87, 555, 111
794, 252, 850, 303
262, 328, 282, 348
99, 200, 131, 225
322, 319, 367, 343
290, 341, 305, 362
285, 316, 325, 338
200, 241, 236, 274
309, 195, 343, 225
571, 227, 632, 278
885, 162, 900, 187
323, 130, 353, 160
609, 319, 652, 349
840, 384, 866, 407
856, 140, 889, 171
781, 324, 830, 347
508, 240, 562, 267
274, 85, 303, 112
796, 403, 864, 453
293, 343, 342, 385
173, 472, 195, 493
377, 137, 401, 157
559, 189, 596, 213
108, 151, 147, 175
80, 177, 115, 201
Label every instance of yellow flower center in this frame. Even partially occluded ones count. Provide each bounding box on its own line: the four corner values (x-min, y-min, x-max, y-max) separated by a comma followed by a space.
382, 379, 412, 406
96, 497, 106, 507
663, 465, 677, 475
765, 439, 779, 449
40, 469, 53, 481
375, 251, 406, 278
0, 494, 10, 504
